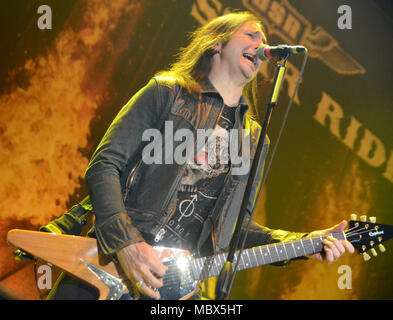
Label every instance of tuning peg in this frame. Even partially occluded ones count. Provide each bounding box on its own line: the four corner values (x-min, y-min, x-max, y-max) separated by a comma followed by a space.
360, 215, 367, 222
350, 214, 357, 221
370, 248, 378, 256
362, 252, 371, 261
378, 244, 386, 253
369, 216, 376, 223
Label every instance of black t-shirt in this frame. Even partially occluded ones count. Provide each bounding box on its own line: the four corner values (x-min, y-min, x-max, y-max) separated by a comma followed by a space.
155, 104, 237, 252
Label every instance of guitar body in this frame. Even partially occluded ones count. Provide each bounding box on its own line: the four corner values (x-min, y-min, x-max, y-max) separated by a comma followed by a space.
7, 229, 199, 300
147, 246, 200, 300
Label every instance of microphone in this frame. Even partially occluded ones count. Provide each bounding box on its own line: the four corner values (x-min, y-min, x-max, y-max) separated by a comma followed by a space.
257, 44, 307, 60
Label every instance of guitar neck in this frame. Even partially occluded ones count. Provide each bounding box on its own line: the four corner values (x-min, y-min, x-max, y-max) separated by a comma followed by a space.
192, 231, 345, 280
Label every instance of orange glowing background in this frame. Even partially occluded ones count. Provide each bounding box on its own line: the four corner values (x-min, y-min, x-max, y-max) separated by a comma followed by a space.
0, 0, 392, 300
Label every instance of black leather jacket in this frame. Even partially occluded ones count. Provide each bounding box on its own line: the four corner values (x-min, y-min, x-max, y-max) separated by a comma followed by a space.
42, 76, 306, 263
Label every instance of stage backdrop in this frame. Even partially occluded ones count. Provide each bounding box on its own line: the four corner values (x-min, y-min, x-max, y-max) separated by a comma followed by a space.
0, 0, 392, 300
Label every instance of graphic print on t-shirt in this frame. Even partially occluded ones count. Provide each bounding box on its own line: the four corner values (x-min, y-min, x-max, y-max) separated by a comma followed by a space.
157, 105, 236, 251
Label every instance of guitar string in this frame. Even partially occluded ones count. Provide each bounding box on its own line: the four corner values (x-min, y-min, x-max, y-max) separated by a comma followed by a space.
347, 235, 378, 241
162, 237, 342, 285
167, 231, 359, 275
155, 228, 380, 286
121, 230, 382, 295
345, 223, 380, 237
163, 241, 312, 284
161, 252, 282, 286
158, 258, 223, 285
159, 262, 209, 284
345, 225, 363, 233
161, 237, 342, 285
346, 237, 379, 244
345, 229, 381, 245
346, 227, 376, 237
346, 227, 368, 236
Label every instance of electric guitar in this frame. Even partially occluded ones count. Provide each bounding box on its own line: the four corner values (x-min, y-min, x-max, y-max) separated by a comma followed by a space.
7, 215, 393, 300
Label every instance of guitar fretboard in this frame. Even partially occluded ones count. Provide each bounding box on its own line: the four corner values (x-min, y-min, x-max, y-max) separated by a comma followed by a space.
191, 232, 345, 280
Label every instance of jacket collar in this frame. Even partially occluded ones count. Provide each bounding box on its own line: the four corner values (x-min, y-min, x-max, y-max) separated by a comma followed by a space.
200, 76, 249, 109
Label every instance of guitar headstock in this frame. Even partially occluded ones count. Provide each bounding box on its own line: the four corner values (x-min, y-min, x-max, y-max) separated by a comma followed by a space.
346, 214, 393, 261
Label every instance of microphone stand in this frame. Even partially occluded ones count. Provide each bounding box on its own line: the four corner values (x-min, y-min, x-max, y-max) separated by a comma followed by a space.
215, 55, 290, 300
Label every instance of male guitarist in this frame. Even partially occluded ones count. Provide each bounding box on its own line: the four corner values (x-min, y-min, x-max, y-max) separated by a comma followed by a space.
44, 11, 354, 300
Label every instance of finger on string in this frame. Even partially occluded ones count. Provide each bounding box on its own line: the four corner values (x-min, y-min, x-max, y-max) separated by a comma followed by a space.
139, 281, 161, 299
324, 247, 334, 264
332, 238, 346, 255
342, 240, 355, 254
131, 270, 161, 299
325, 237, 341, 259
148, 255, 168, 278
140, 266, 164, 289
